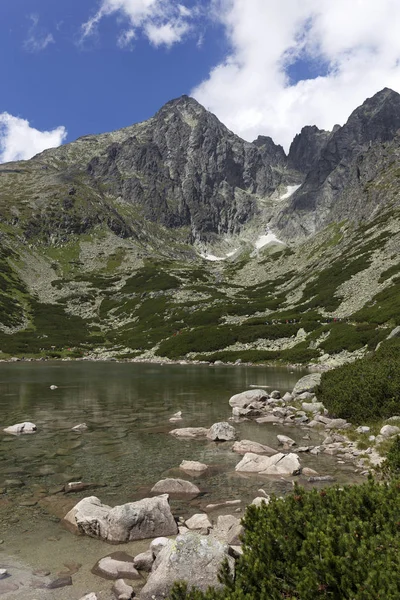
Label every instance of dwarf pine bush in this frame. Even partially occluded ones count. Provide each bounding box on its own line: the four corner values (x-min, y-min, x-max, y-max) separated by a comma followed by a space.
169, 478, 400, 600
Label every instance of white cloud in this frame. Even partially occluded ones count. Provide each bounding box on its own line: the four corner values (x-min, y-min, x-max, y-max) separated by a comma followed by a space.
24, 14, 55, 52
192, 0, 400, 150
0, 113, 67, 164
82, 0, 194, 48
145, 20, 190, 47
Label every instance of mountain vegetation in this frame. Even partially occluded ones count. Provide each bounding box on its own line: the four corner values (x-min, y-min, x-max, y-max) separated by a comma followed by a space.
1, 88, 400, 372
168, 477, 400, 599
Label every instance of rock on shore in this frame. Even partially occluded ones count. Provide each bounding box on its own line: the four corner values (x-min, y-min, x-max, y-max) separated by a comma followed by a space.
64, 495, 178, 542
139, 532, 234, 600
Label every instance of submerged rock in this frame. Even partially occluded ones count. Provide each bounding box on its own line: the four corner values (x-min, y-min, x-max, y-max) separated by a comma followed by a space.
72, 423, 88, 432
179, 460, 208, 473
169, 427, 209, 438
92, 552, 141, 581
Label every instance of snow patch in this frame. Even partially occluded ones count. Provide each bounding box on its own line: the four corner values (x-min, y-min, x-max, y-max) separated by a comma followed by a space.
199, 249, 238, 261
280, 184, 301, 200
255, 232, 284, 250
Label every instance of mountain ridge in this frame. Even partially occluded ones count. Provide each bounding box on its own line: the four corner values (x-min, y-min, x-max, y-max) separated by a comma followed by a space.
1, 88, 400, 366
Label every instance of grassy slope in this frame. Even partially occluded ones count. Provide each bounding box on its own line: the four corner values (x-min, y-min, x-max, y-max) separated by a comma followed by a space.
0, 202, 399, 362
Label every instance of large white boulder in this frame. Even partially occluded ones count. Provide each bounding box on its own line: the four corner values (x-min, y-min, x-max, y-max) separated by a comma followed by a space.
380, 425, 400, 437
207, 422, 236, 441
139, 532, 234, 600
292, 373, 321, 396
64, 495, 178, 542
3, 422, 37, 435
229, 389, 268, 409
235, 452, 301, 475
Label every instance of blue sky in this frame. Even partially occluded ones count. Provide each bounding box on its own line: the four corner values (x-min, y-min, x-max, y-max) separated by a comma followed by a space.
1, 1, 400, 162
0, 0, 227, 144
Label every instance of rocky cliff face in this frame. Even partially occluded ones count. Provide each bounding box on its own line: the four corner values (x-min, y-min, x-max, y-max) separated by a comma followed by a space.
287, 125, 332, 174
276, 88, 400, 239
84, 96, 289, 242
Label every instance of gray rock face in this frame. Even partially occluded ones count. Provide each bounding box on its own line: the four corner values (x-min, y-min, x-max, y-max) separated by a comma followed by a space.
277, 88, 400, 239
288, 125, 331, 174
207, 422, 237, 441
212, 515, 243, 545
86, 96, 281, 243
151, 478, 200, 496
64, 495, 178, 542
139, 532, 234, 600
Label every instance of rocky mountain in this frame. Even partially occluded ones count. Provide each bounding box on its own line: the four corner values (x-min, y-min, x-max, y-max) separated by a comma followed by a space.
276, 88, 400, 238
287, 125, 332, 174
1, 88, 400, 366
0, 95, 293, 248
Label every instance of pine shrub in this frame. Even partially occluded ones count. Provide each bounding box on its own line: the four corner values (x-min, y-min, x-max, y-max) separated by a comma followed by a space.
169, 479, 400, 599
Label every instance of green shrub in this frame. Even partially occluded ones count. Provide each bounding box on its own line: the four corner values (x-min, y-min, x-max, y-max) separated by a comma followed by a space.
353, 277, 400, 325
317, 341, 400, 423
169, 478, 400, 600
319, 323, 386, 354
121, 264, 179, 293
383, 436, 400, 476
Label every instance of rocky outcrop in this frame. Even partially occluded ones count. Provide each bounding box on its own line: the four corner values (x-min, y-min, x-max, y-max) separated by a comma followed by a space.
138, 532, 234, 600
63, 495, 178, 542
287, 125, 331, 174
85, 96, 283, 243
277, 88, 400, 238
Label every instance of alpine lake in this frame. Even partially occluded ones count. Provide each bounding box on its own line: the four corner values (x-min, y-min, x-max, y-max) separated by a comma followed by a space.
0, 362, 364, 599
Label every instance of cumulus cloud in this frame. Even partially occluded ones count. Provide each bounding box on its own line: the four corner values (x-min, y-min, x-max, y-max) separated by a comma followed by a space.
192, 0, 400, 150
82, 0, 194, 48
0, 113, 67, 164
24, 14, 55, 52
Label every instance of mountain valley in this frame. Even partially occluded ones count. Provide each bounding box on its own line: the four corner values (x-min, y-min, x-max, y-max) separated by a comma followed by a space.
1, 88, 400, 365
